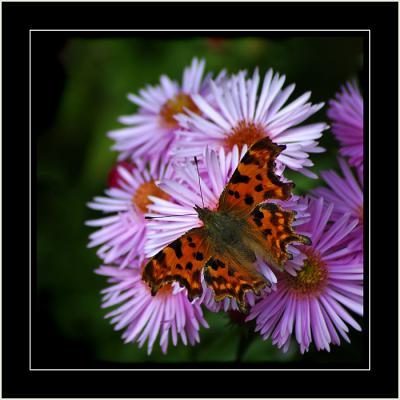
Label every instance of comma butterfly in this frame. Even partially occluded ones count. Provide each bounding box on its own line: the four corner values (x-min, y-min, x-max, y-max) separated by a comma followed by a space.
143, 137, 311, 312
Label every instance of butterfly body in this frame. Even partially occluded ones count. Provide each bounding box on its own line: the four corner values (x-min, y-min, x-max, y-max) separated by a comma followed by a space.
195, 206, 248, 252
143, 137, 311, 312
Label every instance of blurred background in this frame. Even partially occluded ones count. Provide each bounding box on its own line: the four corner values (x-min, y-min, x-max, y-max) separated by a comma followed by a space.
35, 33, 364, 367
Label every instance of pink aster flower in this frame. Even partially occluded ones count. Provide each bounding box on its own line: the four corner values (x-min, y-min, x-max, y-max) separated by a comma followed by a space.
327, 81, 363, 170
96, 264, 208, 355
108, 57, 219, 162
173, 68, 328, 178
145, 146, 307, 311
86, 158, 173, 268
247, 197, 363, 353
312, 158, 363, 256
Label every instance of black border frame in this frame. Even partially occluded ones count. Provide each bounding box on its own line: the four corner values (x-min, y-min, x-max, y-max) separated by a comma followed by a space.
29, 28, 368, 370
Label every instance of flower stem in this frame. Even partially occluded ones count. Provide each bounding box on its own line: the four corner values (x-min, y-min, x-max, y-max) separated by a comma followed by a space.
235, 328, 256, 363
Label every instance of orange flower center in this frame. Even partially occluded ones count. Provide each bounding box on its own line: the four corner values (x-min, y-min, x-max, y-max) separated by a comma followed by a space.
159, 92, 200, 129
284, 247, 328, 295
224, 120, 266, 151
133, 180, 170, 214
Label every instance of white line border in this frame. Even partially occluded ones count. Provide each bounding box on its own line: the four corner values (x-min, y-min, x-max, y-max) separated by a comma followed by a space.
30, 29, 370, 372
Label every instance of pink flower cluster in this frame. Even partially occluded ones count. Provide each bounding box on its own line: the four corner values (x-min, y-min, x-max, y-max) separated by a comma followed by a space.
86, 58, 364, 356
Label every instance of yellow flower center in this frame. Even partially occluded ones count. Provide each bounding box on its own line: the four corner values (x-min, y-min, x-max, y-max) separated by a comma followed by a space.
285, 248, 328, 295
224, 120, 266, 151
133, 180, 170, 214
159, 92, 200, 128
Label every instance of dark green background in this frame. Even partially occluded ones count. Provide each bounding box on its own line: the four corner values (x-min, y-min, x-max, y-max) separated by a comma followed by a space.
36, 35, 364, 366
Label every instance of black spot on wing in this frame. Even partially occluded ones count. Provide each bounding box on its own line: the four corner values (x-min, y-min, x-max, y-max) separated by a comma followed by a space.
208, 259, 219, 270
241, 153, 257, 165
154, 251, 166, 263
270, 212, 281, 226
185, 262, 193, 270
263, 228, 272, 236
207, 258, 226, 271
194, 252, 204, 261
230, 170, 250, 184
169, 239, 183, 259
264, 190, 275, 199
262, 203, 279, 213
252, 209, 264, 219
244, 195, 254, 205
255, 184, 263, 192
228, 189, 240, 199
250, 138, 270, 151
252, 207, 265, 227
253, 218, 262, 227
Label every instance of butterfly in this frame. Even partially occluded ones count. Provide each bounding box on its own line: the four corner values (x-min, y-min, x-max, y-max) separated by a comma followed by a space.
143, 137, 311, 312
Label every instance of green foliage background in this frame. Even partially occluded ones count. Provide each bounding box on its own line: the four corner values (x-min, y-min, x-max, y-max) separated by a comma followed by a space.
37, 35, 363, 366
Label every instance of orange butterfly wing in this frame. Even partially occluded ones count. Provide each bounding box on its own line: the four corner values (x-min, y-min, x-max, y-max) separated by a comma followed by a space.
142, 227, 211, 301
204, 255, 270, 313
203, 137, 311, 309
218, 137, 293, 215
143, 137, 311, 311
247, 203, 311, 269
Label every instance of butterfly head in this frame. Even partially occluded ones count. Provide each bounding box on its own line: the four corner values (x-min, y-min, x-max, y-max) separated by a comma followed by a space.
194, 204, 214, 224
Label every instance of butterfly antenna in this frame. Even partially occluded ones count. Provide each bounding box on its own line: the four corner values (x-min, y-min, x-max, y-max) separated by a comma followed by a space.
194, 156, 205, 208
145, 214, 197, 220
